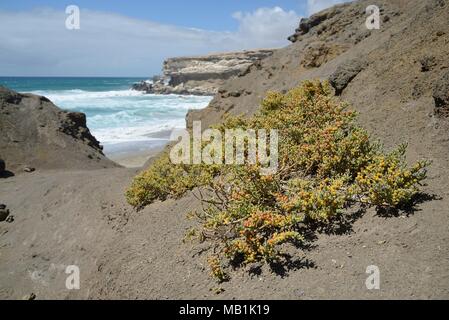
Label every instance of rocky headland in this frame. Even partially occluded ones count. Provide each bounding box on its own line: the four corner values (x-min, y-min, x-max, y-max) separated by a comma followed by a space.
132, 49, 275, 96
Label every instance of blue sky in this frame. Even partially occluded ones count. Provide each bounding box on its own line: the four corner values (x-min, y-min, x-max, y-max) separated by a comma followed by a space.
0, 0, 308, 31
0, 0, 350, 76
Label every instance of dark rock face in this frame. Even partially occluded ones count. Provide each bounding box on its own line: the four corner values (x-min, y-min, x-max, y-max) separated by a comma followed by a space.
288, 5, 346, 43
132, 81, 153, 93
0, 159, 5, 173
0, 87, 22, 104
0, 86, 117, 172
433, 71, 449, 114
329, 58, 368, 95
59, 112, 103, 151
0, 204, 9, 222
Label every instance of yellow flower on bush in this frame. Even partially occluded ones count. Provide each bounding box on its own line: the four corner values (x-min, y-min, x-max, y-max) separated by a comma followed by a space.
354, 144, 429, 207
207, 255, 229, 283
126, 81, 430, 281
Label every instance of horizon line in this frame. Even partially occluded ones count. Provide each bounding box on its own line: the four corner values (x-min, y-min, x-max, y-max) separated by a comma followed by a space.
0, 76, 150, 78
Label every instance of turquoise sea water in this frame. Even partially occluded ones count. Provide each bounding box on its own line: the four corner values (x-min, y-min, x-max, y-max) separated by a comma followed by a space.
0, 77, 213, 154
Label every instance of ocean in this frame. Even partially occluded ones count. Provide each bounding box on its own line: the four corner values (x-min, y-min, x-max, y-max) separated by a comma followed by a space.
0, 77, 213, 160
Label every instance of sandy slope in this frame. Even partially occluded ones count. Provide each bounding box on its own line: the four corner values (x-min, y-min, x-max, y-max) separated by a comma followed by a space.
1, 0, 449, 299
1, 161, 448, 299
0, 168, 137, 299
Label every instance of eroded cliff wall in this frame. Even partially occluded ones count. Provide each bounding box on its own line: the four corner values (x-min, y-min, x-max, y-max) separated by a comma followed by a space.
133, 49, 275, 95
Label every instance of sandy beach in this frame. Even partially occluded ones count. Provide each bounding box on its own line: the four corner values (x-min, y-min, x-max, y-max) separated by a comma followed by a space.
104, 140, 168, 168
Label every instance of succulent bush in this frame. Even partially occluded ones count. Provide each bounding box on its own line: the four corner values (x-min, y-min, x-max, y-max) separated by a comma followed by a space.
126, 80, 430, 281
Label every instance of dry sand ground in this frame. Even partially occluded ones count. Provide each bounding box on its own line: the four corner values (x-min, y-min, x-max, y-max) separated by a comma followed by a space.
1, 150, 448, 300
1, 0, 449, 299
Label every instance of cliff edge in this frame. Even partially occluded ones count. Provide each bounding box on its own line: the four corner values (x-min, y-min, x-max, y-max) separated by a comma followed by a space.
0, 86, 118, 174
132, 49, 275, 96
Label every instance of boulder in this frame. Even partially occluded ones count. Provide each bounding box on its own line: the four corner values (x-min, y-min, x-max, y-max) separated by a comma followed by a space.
132, 81, 153, 93
329, 58, 367, 95
0, 206, 10, 222
0, 159, 5, 173
24, 166, 36, 173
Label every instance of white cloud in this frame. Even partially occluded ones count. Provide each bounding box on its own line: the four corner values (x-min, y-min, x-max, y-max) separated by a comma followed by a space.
0, 7, 300, 77
307, 0, 352, 16
232, 7, 300, 48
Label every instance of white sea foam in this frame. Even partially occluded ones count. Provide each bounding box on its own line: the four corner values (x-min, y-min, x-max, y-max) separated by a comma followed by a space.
32, 89, 213, 145
93, 119, 185, 144
31, 89, 145, 101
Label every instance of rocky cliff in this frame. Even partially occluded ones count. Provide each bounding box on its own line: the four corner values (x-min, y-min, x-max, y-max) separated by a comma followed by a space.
132, 49, 275, 95
187, 0, 449, 130
0, 87, 117, 174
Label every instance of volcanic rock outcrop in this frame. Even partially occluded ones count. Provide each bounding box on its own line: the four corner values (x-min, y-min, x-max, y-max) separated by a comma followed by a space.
0, 86, 117, 173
